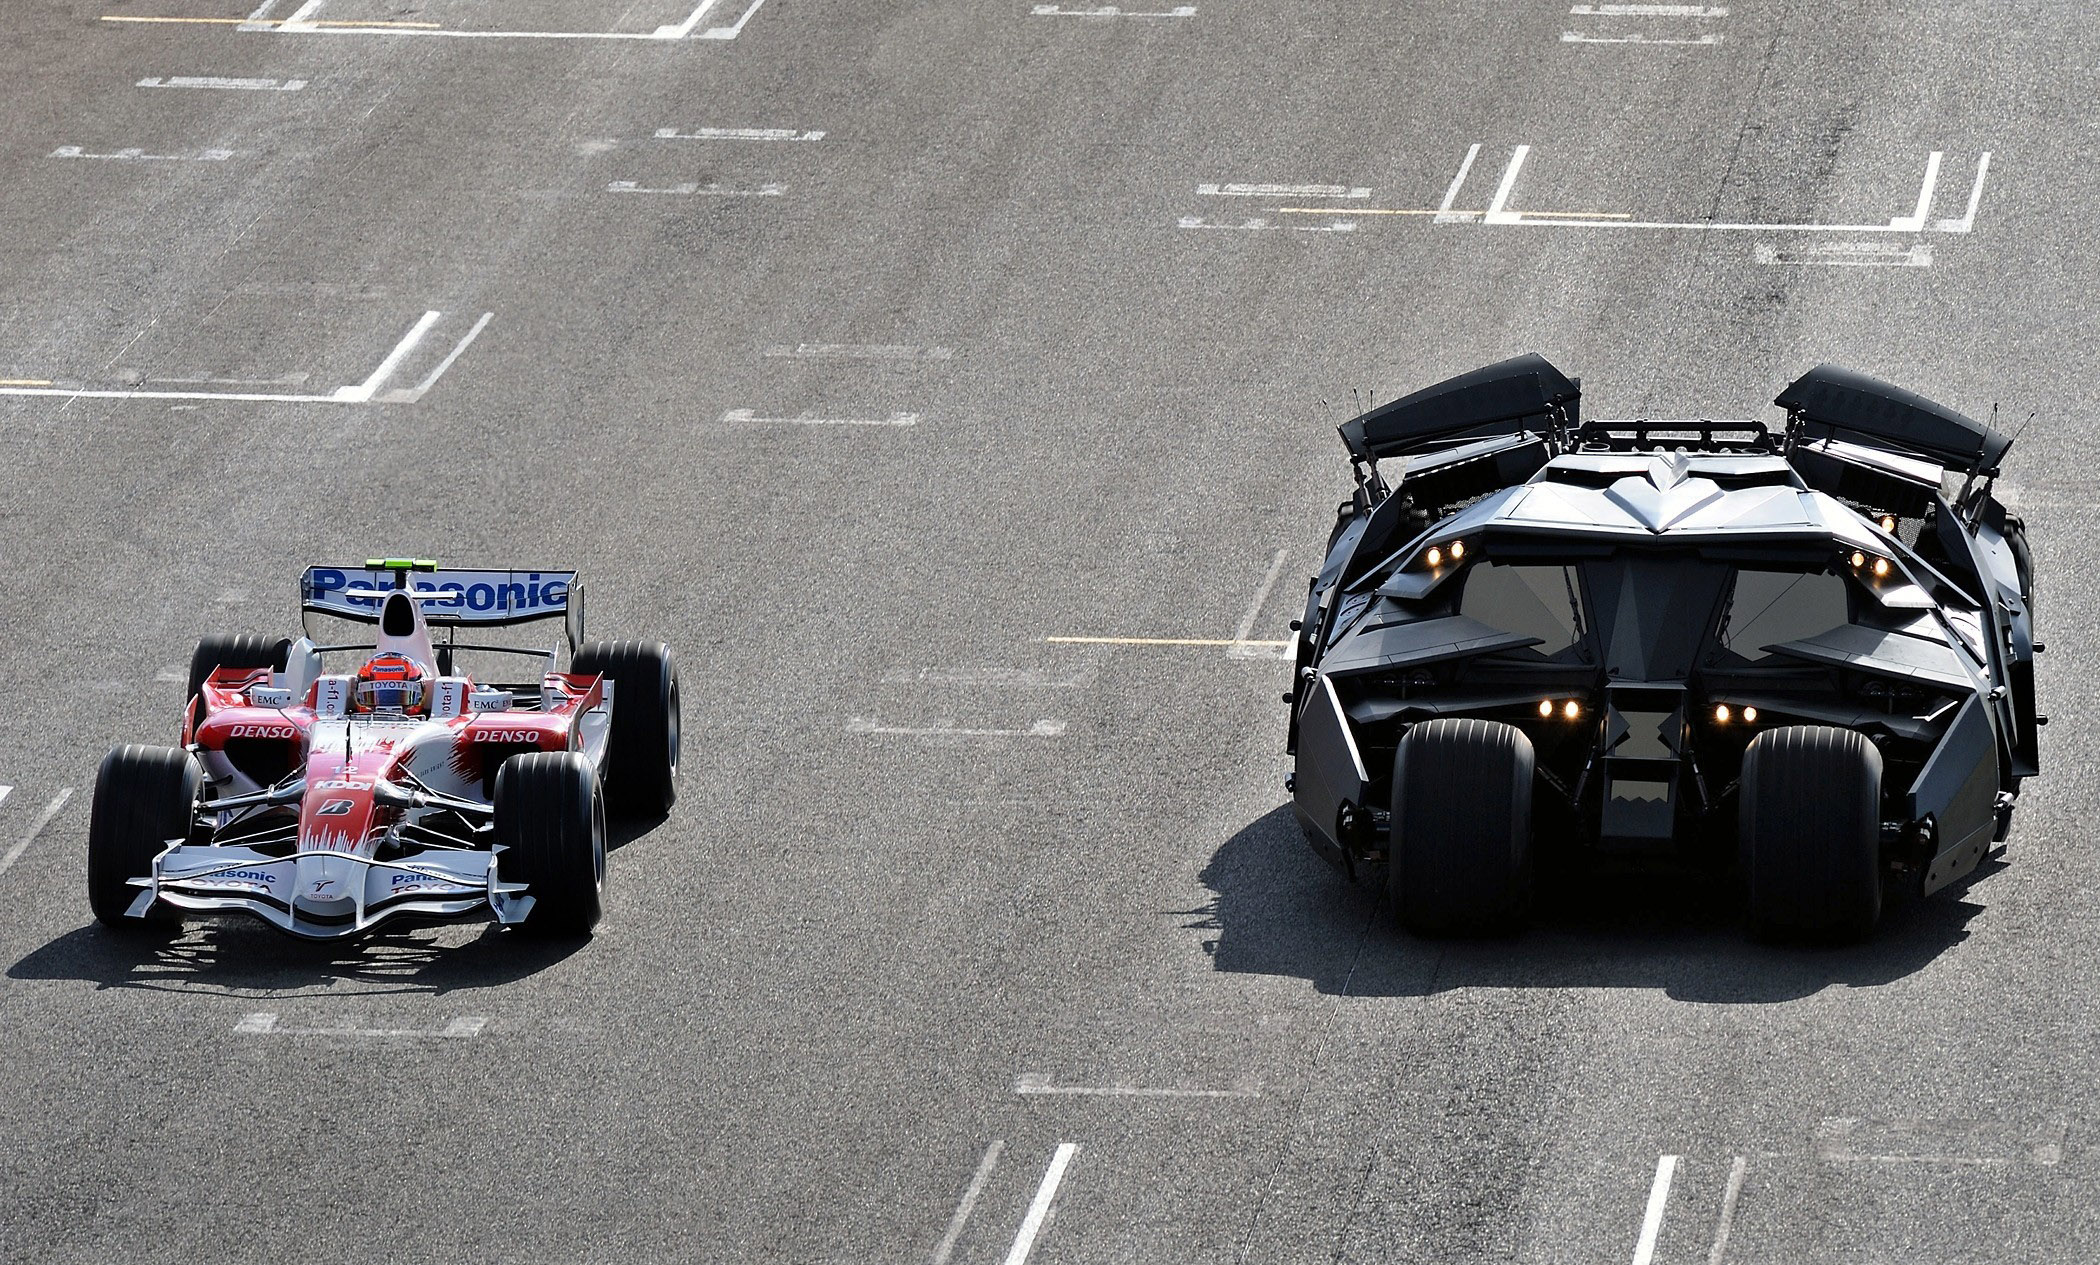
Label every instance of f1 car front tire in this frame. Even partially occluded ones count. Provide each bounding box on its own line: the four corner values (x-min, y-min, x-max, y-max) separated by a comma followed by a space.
1740, 725, 1884, 942
495, 752, 607, 936
87, 744, 200, 929
1390, 718, 1535, 936
186, 634, 291, 707
572, 640, 679, 818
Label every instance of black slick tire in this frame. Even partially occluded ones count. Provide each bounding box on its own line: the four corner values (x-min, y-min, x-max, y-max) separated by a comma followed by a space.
571, 640, 679, 818
1740, 724, 1884, 942
494, 752, 607, 936
1389, 718, 1535, 936
87, 744, 200, 929
186, 634, 291, 707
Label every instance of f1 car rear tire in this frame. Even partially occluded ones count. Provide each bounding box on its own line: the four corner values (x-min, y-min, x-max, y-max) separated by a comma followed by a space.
87, 744, 201, 929
1740, 725, 1884, 942
186, 634, 291, 707
572, 640, 679, 818
495, 751, 606, 936
1390, 718, 1535, 936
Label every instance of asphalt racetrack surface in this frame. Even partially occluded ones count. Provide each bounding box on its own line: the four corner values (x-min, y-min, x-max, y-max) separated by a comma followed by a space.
2, 2, 2096, 1262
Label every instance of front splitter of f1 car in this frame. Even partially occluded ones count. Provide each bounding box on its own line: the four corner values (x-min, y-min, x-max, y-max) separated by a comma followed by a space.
129, 844, 533, 940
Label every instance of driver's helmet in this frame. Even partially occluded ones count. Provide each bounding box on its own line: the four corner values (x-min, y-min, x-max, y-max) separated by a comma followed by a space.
353, 652, 428, 714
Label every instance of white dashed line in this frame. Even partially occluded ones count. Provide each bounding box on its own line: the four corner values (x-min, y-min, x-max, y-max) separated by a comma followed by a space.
48, 146, 234, 162
1176, 216, 1356, 233
762, 344, 954, 360
848, 718, 1066, 738
655, 126, 825, 142
1562, 31, 1722, 44
1196, 183, 1370, 199
1031, 4, 1196, 15
930, 1140, 1004, 1265
0, 789, 74, 880
1015, 1073, 1261, 1098
1002, 1144, 1079, 1265
722, 409, 920, 427
606, 181, 786, 196
235, 1013, 488, 1038
137, 76, 307, 91
1570, 2, 1727, 12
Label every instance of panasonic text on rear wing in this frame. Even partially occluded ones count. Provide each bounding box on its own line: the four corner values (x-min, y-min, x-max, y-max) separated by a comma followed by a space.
302, 566, 576, 626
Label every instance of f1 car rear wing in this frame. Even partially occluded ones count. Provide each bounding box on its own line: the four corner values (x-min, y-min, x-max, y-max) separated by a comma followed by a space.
301, 562, 582, 634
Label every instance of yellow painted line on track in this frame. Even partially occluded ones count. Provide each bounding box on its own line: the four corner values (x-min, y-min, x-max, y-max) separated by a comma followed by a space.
1046, 636, 1291, 648
1277, 207, 1634, 219
0, 379, 54, 387
101, 15, 443, 27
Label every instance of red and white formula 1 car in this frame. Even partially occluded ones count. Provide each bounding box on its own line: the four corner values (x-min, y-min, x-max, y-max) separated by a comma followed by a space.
88, 560, 679, 940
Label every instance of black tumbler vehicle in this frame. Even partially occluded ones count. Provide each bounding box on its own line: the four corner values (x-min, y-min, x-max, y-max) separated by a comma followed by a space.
1286, 356, 2039, 941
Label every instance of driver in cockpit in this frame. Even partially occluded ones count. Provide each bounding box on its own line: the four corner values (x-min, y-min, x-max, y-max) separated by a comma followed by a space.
351, 652, 430, 716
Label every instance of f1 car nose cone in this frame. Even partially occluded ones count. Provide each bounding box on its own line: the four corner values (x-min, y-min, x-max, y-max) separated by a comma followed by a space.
293, 855, 359, 915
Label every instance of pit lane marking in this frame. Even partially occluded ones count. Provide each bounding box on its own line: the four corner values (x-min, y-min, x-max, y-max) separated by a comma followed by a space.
656, 126, 825, 142
1004, 1144, 1079, 1265
1015, 1073, 1261, 1098
607, 181, 786, 196
763, 344, 954, 360
1197, 183, 1370, 199
1432, 146, 1991, 233
723, 408, 919, 427
109, 0, 766, 40
0, 789, 74, 880
931, 1140, 1005, 1265
848, 718, 1066, 737
1032, 5, 1197, 16
0, 310, 491, 406
1177, 217, 1356, 233
102, 15, 440, 27
1562, 31, 1721, 43
137, 75, 307, 90
1570, 3, 1728, 12
48, 145, 235, 162
1630, 1154, 1679, 1265
235, 1012, 488, 1038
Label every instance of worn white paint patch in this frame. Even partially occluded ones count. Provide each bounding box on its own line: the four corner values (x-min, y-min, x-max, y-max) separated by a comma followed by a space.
147, 373, 312, 386
1177, 216, 1355, 233
138, 76, 307, 91
655, 126, 824, 142
1031, 3, 1196, 15
1014, 1073, 1260, 1098
1570, 3, 1726, 14
1196, 183, 1370, 199
847, 718, 1066, 738
49, 145, 235, 162
607, 180, 785, 196
931, 1141, 1004, 1265
0, 789, 74, 879
1563, 31, 1722, 44
236, 1012, 488, 1038
1816, 1116, 2066, 1166
762, 343, 954, 360
881, 667, 1088, 688
1755, 241, 1932, 268
1707, 1156, 1748, 1265
722, 408, 918, 427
